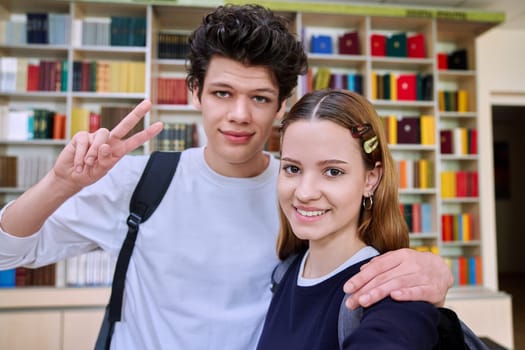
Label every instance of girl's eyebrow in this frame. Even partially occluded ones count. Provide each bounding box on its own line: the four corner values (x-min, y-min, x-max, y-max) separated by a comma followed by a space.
281, 157, 348, 165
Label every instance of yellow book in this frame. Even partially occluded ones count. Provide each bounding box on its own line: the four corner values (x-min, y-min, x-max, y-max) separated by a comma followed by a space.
440, 171, 456, 198
70, 107, 90, 136
438, 90, 445, 111
420, 115, 435, 145
370, 71, 377, 100
314, 67, 331, 90
419, 159, 428, 189
388, 115, 397, 144
109, 61, 120, 93
461, 127, 468, 154
462, 213, 471, 241
390, 73, 397, 100
118, 61, 130, 93
457, 89, 468, 112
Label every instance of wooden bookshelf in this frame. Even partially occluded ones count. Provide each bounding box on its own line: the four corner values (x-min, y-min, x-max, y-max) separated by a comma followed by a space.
0, 0, 512, 348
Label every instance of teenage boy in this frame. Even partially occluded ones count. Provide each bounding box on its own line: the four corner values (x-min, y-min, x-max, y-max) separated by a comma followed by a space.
0, 5, 452, 349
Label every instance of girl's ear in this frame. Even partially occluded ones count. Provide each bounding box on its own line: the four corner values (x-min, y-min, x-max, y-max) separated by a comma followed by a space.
365, 161, 383, 194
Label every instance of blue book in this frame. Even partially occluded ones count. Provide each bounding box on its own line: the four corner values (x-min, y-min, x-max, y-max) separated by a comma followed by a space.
421, 203, 432, 233
0, 269, 16, 288
310, 35, 332, 54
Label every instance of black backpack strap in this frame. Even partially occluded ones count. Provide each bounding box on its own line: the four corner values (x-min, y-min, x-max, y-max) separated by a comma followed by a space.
95, 151, 181, 350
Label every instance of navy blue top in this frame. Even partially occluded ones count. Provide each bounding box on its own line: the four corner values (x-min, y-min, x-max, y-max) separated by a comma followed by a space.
257, 252, 440, 350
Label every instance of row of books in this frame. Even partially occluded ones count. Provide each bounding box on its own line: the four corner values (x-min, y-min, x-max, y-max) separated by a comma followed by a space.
153, 122, 199, 152
72, 60, 145, 93
71, 105, 142, 137
0, 57, 68, 93
442, 213, 477, 241
304, 67, 363, 94
0, 264, 56, 287
441, 171, 479, 198
0, 154, 56, 189
445, 255, 482, 286
157, 32, 191, 59
382, 115, 435, 145
0, 12, 70, 45
396, 159, 434, 189
400, 202, 432, 233
0, 108, 66, 141
371, 72, 433, 101
438, 89, 469, 112
0, 250, 116, 288
370, 32, 426, 58
440, 128, 478, 155
72, 16, 146, 47
156, 77, 189, 105
309, 31, 360, 55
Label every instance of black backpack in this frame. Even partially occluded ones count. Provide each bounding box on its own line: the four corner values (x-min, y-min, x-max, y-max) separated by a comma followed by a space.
95, 151, 181, 350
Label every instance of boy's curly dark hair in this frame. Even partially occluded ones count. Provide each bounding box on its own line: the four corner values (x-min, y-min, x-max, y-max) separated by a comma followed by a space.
186, 4, 308, 107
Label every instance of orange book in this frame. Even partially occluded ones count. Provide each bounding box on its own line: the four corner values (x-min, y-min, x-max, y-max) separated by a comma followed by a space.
52, 113, 66, 140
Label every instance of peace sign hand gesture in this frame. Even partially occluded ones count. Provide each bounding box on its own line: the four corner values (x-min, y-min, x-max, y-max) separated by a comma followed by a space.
54, 100, 163, 194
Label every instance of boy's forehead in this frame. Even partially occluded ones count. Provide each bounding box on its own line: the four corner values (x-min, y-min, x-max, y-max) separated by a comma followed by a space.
204, 56, 279, 93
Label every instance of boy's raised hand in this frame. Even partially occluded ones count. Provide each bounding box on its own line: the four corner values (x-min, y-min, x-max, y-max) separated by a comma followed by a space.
54, 100, 163, 192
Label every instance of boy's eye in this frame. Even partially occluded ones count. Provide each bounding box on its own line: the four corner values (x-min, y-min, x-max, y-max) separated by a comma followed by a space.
215, 91, 230, 98
283, 165, 300, 174
325, 168, 343, 177
253, 96, 269, 103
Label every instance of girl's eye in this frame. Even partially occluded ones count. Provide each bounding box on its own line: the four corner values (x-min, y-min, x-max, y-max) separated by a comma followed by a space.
282, 165, 300, 174
325, 168, 343, 177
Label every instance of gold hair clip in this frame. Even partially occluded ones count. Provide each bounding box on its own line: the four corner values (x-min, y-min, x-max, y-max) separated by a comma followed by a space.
364, 136, 378, 154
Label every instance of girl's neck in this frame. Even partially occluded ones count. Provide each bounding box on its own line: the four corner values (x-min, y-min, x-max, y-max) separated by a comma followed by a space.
303, 238, 366, 279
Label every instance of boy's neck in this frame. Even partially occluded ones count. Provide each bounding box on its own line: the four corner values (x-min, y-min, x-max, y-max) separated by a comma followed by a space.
204, 147, 270, 178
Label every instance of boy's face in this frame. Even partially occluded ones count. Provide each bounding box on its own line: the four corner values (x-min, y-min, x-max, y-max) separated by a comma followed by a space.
193, 56, 286, 177
278, 119, 379, 249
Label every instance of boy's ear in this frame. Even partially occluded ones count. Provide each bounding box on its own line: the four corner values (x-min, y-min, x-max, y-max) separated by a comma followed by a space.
192, 86, 201, 110
275, 99, 287, 120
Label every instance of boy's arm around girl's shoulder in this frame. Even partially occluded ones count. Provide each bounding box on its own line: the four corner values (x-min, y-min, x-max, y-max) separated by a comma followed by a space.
341, 297, 441, 350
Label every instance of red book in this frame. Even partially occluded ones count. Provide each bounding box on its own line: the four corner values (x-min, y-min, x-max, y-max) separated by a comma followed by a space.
407, 33, 426, 58
89, 112, 101, 132
469, 128, 478, 154
437, 53, 448, 70
370, 34, 386, 56
397, 117, 420, 144
458, 256, 468, 285
440, 129, 453, 154
441, 214, 453, 241
396, 74, 417, 100
338, 31, 359, 55
411, 203, 421, 233
456, 171, 468, 197
27, 63, 40, 91
468, 171, 479, 197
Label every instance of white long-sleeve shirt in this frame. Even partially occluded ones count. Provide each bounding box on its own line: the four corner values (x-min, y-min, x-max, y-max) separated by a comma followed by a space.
0, 147, 281, 349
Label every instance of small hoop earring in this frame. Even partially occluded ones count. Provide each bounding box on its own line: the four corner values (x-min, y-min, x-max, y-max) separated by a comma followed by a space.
362, 194, 373, 210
